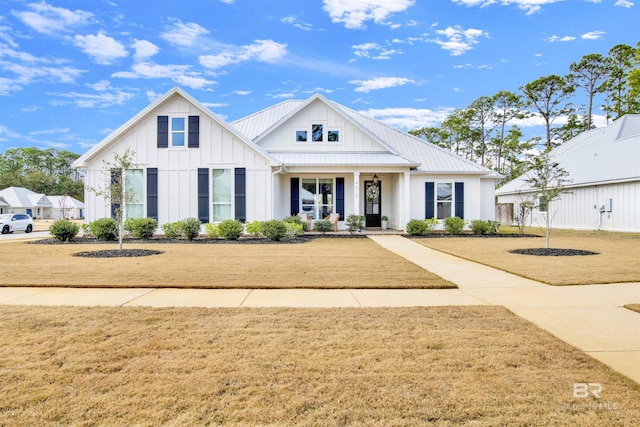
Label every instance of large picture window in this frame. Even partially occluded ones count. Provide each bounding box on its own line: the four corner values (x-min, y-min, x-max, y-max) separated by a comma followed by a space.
212, 169, 232, 221
301, 178, 333, 219
125, 169, 144, 219
437, 183, 452, 219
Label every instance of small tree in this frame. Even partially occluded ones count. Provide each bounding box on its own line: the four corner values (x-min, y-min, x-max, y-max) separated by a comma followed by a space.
513, 191, 536, 235
87, 148, 137, 251
524, 153, 572, 249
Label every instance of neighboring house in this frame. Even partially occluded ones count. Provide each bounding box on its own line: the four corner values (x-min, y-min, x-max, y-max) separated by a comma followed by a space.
0, 187, 52, 219
47, 195, 84, 219
496, 114, 640, 232
74, 87, 500, 231
0, 196, 8, 214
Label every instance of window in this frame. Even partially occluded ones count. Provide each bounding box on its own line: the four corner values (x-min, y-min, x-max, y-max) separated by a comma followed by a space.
328, 130, 339, 142
212, 169, 232, 221
436, 183, 452, 219
171, 117, 185, 146
312, 124, 323, 142
296, 131, 307, 141
539, 197, 548, 212
301, 178, 333, 219
125, 169, 144, 219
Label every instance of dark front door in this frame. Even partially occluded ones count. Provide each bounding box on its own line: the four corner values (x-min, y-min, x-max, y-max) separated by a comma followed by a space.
364, 180, 381, 228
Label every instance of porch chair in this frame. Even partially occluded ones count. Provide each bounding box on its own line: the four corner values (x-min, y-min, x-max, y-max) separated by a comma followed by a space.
325, 213, 340, 232
297, 212, 312, 231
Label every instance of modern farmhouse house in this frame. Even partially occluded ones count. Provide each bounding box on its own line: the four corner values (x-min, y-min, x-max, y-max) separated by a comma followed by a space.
74, 87, 500, 231
496, 114, 640, 232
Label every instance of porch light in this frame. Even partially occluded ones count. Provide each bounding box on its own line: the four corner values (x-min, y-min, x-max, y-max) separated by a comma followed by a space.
373, 174, 379, 184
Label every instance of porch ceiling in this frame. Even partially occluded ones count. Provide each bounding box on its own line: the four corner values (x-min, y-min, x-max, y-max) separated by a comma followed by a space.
269, 151, 418, 167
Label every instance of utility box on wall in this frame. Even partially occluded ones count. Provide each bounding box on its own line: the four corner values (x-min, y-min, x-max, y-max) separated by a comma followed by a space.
604, 198, 613, 212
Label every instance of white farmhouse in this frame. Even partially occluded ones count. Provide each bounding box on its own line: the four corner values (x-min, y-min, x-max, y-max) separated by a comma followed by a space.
74, 87, 500, 231
496, 114, 640, 232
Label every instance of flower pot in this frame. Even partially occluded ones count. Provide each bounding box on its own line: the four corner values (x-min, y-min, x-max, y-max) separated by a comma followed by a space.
381, 220, 388, 230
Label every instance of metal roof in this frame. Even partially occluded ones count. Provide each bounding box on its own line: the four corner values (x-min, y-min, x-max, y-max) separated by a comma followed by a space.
232, 94, 499, 177
0, 186, 52, 208
497, 114, 640, 195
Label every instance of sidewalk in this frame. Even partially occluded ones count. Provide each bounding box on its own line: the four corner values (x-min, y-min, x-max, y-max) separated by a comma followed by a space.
1, 234, 638, 384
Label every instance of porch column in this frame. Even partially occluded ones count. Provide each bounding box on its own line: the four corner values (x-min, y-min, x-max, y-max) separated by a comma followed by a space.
404, 171, 411, 230
353, 171, 360, 216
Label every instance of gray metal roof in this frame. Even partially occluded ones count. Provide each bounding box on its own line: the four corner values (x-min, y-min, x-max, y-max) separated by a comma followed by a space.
497, 114, 640, 195
0, 186, 52, 208
231, 94, 498, 177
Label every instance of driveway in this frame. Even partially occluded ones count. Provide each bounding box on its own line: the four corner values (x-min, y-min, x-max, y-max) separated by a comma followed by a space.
0, 231, 50, 242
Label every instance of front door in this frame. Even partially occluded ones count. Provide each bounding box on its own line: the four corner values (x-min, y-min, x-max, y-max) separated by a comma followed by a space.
364, 180, 381, 227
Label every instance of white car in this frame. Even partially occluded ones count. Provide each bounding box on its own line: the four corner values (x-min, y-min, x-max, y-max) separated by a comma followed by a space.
0, 213, 34, 234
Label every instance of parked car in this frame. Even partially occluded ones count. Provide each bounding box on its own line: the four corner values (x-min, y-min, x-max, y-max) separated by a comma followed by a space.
0, 213, 34, 234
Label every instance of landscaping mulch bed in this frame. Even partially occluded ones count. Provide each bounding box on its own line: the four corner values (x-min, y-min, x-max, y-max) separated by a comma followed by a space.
509, 248, 599, 256
72, 249, 163, 258
408, 232, 540, 238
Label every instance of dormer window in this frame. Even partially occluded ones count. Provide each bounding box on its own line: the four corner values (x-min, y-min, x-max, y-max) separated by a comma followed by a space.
312, 124, 323, 142
295, 125, 340, 143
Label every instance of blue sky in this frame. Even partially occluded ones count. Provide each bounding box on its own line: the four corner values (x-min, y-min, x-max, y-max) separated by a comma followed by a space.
0, 0, 637, 155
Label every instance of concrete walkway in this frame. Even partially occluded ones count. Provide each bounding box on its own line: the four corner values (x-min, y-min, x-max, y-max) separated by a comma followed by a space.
1, 234, 638, 384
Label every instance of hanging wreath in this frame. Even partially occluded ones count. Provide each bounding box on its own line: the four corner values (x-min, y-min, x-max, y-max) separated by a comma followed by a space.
366, 184, 379, 200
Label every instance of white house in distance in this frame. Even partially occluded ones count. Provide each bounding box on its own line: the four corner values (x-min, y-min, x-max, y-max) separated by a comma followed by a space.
0, 187, 84, 219
74, 87, 500, 231
496, 114, 640, 232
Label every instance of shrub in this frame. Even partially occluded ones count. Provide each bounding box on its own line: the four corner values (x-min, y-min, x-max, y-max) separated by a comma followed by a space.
487, 220, 500, 235
406, 219, 428, 236
470, 219, 489, 235
284, 222, 304, 239
179, 218, 202, 240
203, 223, 220, 239
123, 217, 136, 235
217, 219, 244, 240
129, 218, 157, 239
345, 214, 363, 234
313, 220, 332, 234
162, 222, 181, 239
263, 220, 287, 241
80, 223, 93, 238
89, 218, 118, 241
444, 216, 466, 235
245, 220, 265, 237
425, 217, 439, 232
283, 215, 308, 232
49, 219, 80, 242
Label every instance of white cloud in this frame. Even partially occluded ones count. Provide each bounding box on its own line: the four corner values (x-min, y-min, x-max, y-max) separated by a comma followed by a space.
430, 26, 489, 56
12, 1, 93, 35
359, 106, 454, 130
87, 80, 111, 91
322, 0, 415, 29
352, 42, 400, 60
112, 61, 215, 89
160, 21, 209, 47
233, 90, 252, 95
132, 39, 159, 60
0, 61, 85, 94
546, 35, 576, 42
349, 77, 414, 93
199, 39, 288, 69
452, 0, 562, 15
73, 32, 128, 65
581, 31, 605, 40
615, 0, 634, 6
281, 16, 314, 31
28, 127, 69, 135
48, 90, 135, 108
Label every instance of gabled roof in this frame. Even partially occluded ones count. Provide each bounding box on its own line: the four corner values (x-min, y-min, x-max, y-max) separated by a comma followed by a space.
74, 87, 278, 168
48, 195, 84, 209
0, 187, 52, 208
497, 114, 640, 195
0, 196, 8, 207
232, 94, 499, 177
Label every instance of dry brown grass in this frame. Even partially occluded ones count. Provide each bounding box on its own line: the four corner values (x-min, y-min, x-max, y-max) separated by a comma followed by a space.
1, 305, 638, 426
414, 228, 640, 285
624, 304, 640, 314
0, 238, 455, 289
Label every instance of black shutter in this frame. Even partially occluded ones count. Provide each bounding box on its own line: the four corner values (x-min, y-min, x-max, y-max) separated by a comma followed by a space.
147, 168, 158, 221
234, 168, 246, 222
157, 116, 168, 148
197, 168, 209, 223
336, 177, 345, 219
425, 182, 435, 219
110, 169, 121, 219
188, 116, 200, 148
290, 178, 299, 215
455, 182, 464, 219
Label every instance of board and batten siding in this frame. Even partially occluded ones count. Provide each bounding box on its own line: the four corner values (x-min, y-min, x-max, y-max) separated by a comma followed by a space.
496, 180, 640, 232
82, 95, 272, 225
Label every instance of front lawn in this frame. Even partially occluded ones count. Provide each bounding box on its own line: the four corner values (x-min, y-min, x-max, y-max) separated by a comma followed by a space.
1, 305, 638, 426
